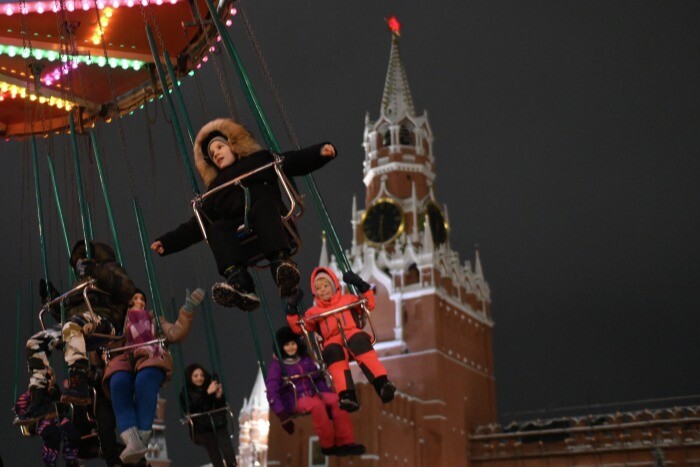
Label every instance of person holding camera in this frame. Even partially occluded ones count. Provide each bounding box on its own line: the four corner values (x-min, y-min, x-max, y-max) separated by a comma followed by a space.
181, 363, 237, 466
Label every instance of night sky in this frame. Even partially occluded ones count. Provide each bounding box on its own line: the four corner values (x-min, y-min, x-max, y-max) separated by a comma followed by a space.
1, 1, 700, 465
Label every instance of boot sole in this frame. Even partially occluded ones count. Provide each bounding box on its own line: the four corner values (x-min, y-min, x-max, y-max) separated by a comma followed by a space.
338, 401, 360, 413
120, 447, 148, 464
275, 263, 301, 297
212, 282, 260, 311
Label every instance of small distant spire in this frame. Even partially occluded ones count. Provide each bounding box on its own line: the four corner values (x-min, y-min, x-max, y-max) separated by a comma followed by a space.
244, 368, 268, 412
380, 16, 416, 119
475, 245, 484, 278
319, 231, 329, 267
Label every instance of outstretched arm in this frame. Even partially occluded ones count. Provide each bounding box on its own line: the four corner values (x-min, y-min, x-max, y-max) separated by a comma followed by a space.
281, 142, 337, 177
160, 288, 205, 343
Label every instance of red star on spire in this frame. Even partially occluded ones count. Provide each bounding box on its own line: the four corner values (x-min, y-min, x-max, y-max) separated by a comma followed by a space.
386, 16, 401, 37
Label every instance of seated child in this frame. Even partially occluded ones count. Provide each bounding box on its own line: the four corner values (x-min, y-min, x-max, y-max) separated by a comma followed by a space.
14, 383, 80, 467
103, 288, 203, 464
18, 240, 135, 422
266, 326, 365, 457
151, 118, 337, 311
286, 268, 396, 412
180, 363, 237, 467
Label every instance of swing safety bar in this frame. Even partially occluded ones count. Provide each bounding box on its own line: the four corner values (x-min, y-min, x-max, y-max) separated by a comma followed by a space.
282, 370, 327, 416
39, 280, 110, 331
102, 338, 166, 363
181, 405, 235, 440
296, 298, 377, 350
190, 155, 305, 257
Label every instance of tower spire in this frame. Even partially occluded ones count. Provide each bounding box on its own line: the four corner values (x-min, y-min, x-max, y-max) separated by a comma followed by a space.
381, 17, 416, 119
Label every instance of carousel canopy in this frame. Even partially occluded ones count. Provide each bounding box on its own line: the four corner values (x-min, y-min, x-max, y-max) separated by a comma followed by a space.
0, 0, 235, 138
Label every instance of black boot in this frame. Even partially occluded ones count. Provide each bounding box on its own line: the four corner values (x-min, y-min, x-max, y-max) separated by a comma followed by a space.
336, 443, 367, 457
320, 446, 340, 457
373, 376, 396, 403
269, 251, 300, 298
338, 390, 360, 412
13, 387, 55, 425
212, 265, 260, 311
61, 364, 91, 405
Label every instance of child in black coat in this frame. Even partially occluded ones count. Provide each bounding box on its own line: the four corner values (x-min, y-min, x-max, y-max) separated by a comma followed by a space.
152, 118, 336, 311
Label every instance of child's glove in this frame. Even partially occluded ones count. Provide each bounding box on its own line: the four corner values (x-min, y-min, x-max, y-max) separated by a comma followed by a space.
343, 271, 371, 293
184, 288, 205, 312
282, 419, 295, 434
39, 279, 60, 304
285, 289, 303, 316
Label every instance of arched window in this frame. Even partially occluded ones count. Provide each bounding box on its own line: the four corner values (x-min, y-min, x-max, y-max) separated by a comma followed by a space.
399, 125, 413, 145
383, 129, 392, 146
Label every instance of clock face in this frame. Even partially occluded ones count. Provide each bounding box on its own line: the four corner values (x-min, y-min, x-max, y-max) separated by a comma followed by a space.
361, 199, 405, 245
425, 202, 448, 245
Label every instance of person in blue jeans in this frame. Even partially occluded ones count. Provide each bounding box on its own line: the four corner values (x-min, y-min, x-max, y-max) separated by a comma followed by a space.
103, 288, 203, 463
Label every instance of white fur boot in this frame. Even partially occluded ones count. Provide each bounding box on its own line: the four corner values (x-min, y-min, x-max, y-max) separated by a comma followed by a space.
119, 426, 147, 463
138, 429, 152, 445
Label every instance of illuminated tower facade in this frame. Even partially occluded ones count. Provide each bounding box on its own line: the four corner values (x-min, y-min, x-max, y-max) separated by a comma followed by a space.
266, 19, 496, 467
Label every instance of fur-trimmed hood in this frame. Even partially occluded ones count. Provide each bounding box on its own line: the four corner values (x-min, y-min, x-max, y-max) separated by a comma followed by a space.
194, 118, 262, 188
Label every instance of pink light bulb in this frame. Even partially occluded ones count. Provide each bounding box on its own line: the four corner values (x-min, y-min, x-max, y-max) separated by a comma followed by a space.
202, 55, 209, 63
225, 20, 231, 27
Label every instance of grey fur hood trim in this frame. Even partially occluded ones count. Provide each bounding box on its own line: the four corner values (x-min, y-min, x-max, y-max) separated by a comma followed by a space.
194, 118, 263, 188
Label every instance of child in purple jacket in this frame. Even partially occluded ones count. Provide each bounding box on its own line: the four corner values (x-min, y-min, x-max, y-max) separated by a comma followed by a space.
265, 326, 365, 457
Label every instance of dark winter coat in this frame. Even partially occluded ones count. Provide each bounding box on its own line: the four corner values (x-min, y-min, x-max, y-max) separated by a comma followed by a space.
48, 241, 135, 327
156, 117, 336, 256
265, 354, 331, 418
180, 364, 229, 435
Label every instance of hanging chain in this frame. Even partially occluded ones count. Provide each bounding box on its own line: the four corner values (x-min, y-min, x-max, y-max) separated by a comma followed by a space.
238, 2, 299, 147
91, 0, 137, 195
191, 0, 238, 119
193, 70, 209, 117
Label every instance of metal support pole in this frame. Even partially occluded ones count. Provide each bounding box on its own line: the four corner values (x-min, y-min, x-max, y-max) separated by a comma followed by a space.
164, 50, 196, 146
46, 154, 76, 282
31, 136, 51, 295
68, 113, 92, 259
133, 198, 164, 335
90, 131, 124, 265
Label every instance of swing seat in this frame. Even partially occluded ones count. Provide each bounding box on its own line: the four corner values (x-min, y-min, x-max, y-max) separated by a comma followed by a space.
101, 338, 166, 363
192, 154, 305, 268
181, 406, 233, 440
282, 370, 328, 417
39, 280, 122, 344
234, 217, 301, 267
298, 298, 377, 351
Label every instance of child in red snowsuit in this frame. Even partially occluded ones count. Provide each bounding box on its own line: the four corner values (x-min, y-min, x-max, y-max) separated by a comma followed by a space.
265, 326, 365, 457
286, 267, 396, 412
